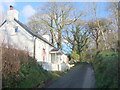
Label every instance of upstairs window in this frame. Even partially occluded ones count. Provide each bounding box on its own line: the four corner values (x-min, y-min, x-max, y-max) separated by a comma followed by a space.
15, 27, 19, 32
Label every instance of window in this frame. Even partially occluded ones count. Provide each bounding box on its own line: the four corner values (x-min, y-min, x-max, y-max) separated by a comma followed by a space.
15, 27, 19, 32
51, 54, 55, 63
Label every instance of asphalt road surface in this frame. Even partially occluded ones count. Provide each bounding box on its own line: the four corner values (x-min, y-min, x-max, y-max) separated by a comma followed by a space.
45, 63, 96, 88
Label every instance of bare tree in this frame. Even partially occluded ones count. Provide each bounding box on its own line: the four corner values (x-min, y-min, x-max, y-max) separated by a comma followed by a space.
106, 2, 118, 26
87, 18, 111, 50
105, 2, 119, 51
27, 2, 83, 49
84, 3, 112, 50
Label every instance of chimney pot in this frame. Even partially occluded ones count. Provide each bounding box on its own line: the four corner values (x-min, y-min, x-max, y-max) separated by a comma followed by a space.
10, 5, 14, 10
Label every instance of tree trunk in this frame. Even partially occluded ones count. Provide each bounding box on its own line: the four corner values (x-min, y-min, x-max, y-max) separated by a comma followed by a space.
57, 30, 62, 49
51, 33, 54, 44
95, 40, 99, 50
50, 19, 54, 44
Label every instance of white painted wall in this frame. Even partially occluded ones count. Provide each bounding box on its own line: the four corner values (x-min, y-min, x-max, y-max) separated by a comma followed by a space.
42, 62, 70, 71
0, 20, 34, 57
61, 54, 68, 63
35, 38, 53, 63
51, 53, 68, 64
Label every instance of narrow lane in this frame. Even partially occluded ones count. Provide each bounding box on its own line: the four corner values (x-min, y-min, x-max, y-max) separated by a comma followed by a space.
46, 63, 96, 88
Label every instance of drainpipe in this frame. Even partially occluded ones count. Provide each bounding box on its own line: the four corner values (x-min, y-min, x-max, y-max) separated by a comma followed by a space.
34, 37, 37, 59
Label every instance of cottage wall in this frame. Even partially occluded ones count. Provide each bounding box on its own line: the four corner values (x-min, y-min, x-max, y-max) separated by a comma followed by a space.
61, 54, 68, 63
35, 38, 53, 63
0, 21, 34, 56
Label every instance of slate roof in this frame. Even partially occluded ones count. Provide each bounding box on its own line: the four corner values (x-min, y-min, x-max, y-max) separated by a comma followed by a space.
50, 48, 63, 54
50, 48, 59, 51
0, 19, 54, 47
0, 20, 6, 27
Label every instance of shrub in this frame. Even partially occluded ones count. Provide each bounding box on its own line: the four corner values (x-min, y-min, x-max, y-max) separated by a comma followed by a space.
2, 46, 29, 88
93, 51, 118, 88
2, 47, 53, 88
2, 47, 28, 79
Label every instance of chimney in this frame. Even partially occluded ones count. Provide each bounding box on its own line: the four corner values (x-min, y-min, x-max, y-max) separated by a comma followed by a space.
7, 5, 19, 21
10, 5, 14, 10
42, 32, 50, 42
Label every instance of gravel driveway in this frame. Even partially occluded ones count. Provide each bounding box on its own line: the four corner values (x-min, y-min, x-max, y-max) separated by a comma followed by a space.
45, 63, 96, 88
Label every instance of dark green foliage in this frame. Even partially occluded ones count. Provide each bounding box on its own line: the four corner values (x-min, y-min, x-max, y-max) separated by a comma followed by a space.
93, 51, 118, 88
2, 57, 53, 88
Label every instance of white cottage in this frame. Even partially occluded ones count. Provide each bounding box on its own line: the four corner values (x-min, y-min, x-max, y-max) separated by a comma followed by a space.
0, 6, 70, 71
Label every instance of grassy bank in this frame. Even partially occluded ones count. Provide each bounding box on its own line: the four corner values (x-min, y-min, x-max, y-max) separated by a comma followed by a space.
92, 51, 118, 88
